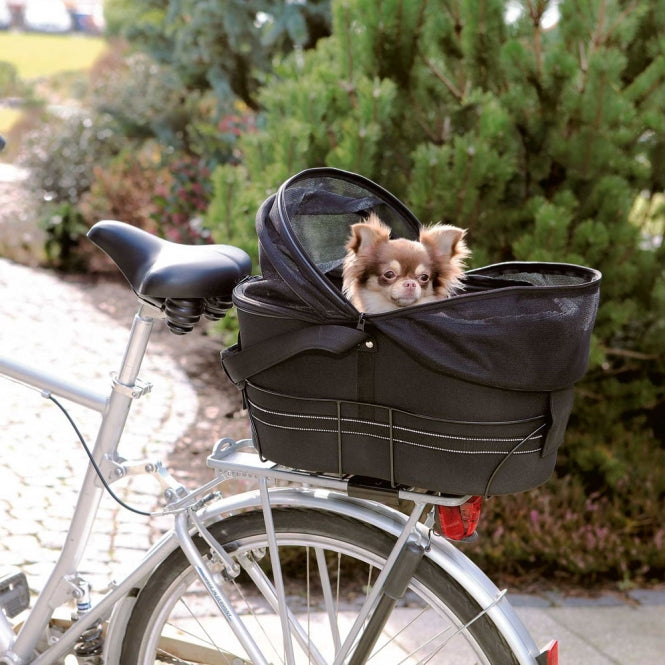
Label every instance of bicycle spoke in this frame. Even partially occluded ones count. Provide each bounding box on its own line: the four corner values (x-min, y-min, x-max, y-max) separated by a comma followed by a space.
237, 551, 328, 665
231, 555, 285, 664
314, 546, 342, 654
368, 605, 431, 663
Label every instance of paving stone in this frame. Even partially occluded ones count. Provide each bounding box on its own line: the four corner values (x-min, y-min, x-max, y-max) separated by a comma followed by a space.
0, 259, 197, 594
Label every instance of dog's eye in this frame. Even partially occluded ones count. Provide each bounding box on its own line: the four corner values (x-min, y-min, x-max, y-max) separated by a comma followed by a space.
383, 270, 396, 280
418, 274, 430, 284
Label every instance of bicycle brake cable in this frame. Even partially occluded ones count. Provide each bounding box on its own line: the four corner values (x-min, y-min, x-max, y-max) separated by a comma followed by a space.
46, 393, 155, 517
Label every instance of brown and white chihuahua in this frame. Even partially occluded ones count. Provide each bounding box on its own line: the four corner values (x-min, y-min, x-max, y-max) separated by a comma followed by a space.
342, 212, 469, 313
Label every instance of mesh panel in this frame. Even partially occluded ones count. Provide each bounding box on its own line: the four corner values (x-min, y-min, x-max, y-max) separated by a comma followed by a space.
471, 265, 592, 288
243, 167, 602, 391
371, 271, 601, 391
282, 176, 419, 275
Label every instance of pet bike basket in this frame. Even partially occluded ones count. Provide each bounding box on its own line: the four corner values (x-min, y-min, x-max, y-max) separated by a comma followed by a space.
222, 167, 602, 496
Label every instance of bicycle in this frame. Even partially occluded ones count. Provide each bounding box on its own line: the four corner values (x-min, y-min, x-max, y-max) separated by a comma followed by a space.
0, 214, 562, 665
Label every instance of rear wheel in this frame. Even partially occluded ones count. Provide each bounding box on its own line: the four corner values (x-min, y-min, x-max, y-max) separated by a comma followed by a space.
121, 508, 520, 664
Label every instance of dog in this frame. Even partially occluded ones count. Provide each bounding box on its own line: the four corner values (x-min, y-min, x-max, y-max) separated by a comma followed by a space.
342, 212, 469, 313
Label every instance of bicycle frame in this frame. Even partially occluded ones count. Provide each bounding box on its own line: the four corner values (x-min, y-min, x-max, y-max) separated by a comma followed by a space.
0, 302, 161, 664
0, 299, 544, 665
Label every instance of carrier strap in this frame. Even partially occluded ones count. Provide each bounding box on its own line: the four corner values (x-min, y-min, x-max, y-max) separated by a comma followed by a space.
222, 325, 369, 387
542, 387, 575, 457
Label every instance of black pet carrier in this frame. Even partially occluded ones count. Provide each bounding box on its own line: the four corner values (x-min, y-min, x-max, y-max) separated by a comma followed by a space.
222, 168, 601, 496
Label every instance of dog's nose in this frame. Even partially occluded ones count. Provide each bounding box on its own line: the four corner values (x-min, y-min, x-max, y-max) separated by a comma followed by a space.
402, 280, 417, 291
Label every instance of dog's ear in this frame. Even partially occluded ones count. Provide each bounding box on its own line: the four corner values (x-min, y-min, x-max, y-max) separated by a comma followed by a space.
347, 212, 391, 253
420, 224, 469, 259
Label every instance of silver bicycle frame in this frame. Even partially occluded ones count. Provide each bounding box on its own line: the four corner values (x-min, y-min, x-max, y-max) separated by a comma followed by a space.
0, 300, 544, 665
0, 303, 159, 663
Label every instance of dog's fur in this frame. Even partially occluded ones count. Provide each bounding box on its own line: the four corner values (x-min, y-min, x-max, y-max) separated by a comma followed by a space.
342, 213, 469, 313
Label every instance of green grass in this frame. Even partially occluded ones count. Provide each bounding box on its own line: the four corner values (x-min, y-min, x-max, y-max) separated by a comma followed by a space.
0, 32, 107, 80
0, 32, 108, 135
0, 107, 21, 134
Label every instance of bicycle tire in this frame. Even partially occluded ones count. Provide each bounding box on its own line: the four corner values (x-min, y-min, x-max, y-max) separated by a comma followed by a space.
120, 508, 520, 664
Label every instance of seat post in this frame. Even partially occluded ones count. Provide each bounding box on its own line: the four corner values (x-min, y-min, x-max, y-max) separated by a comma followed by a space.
115, 302, 161, 388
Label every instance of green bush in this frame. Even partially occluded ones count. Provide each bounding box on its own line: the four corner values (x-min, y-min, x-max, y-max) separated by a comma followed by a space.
14, 41, 224, 267
89, 47, 199, 149
105, 0, 332, 110
15, 110, 126, 269
78, 143, 167, 231
18, 110, 125, 205
0, 61, 27, 98
39, 202, 89, 272
151, 156, 214, 244
88, 42, 253, 167
206, 0, 665, 587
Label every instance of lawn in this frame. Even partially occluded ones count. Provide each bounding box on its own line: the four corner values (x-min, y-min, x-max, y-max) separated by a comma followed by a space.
0, 31, 108, 79
0, 32, 108, 134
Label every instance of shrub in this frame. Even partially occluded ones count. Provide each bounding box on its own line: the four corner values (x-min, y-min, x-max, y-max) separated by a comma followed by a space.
18, 110, 125, 205
89, 48, 196, 149
0, 61, 27, 98
104, 0, 332, 110
78, 143, 167, 229
206, 0, 665, 587
88, 42, 251, 168
39, 202, 89, 272
151, 156, 214, 244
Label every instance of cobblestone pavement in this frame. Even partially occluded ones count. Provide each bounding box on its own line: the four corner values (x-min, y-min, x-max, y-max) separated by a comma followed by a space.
0, 258, 198, 595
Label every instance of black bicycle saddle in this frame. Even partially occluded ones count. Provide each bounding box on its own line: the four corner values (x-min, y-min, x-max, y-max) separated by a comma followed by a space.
87, 220, 252, 302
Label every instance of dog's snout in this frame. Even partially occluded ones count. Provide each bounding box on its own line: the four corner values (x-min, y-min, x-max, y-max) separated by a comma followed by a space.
402, 279, 418, 291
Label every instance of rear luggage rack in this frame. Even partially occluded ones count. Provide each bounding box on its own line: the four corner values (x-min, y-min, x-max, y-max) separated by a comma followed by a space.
206, 438, 472, 508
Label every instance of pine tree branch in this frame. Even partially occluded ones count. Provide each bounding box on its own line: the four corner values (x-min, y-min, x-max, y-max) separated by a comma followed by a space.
340, 2, 354, 83
603, 347, 660, 361
421, 55, 464, 101
455, 147, 475, 221
415, 0, 428, 39
524, 0, 544, 76
604, 0, 639, 45
407, 93, 444, 143
571, 0, 593, 36
591, 0, 607, 49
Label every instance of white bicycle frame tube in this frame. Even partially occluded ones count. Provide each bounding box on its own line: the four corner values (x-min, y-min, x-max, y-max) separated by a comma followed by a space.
0, 356, 108, 413
0, 304, 158, 664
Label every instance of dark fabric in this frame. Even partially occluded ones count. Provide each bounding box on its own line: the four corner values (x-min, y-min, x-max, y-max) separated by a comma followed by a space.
248, 167, 601, 393
368, 265, 600, 391
227, 167, 602, 495
235, 262, 601, 392
221, 325, 369, 386
258, 168, 422, 321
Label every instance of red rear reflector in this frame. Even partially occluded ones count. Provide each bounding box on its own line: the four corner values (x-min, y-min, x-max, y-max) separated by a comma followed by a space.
436, 496, 483, 540
536, 640, 558, 665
